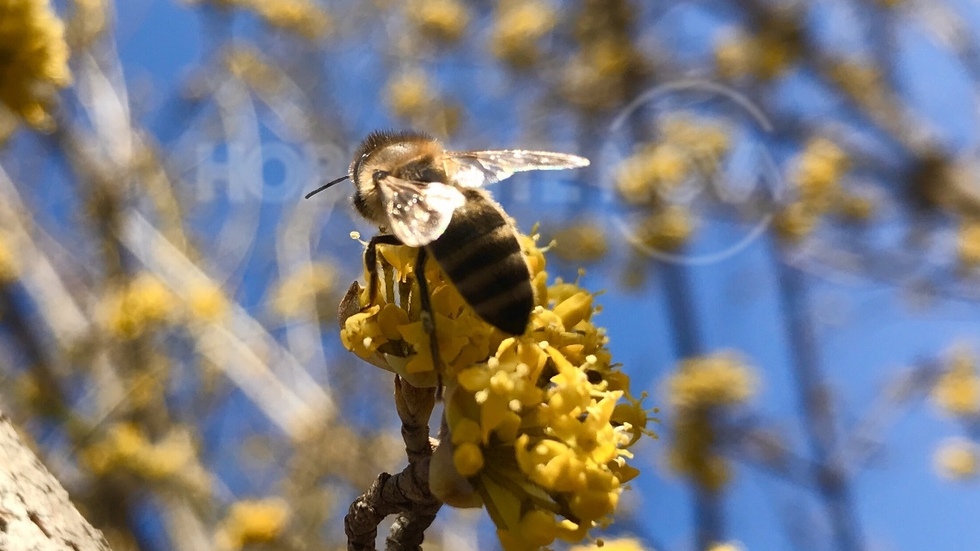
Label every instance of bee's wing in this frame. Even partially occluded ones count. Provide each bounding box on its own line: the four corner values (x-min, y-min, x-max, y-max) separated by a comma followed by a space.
377, 175, 466, 247
447, 150, 590, 188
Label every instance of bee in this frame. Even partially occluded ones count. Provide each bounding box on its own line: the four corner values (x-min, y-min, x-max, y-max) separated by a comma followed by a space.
306, 129, 589, 336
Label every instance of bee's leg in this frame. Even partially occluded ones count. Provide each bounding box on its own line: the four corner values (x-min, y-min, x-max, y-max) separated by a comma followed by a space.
414, 247, 444, 395
365, 234, 403, 304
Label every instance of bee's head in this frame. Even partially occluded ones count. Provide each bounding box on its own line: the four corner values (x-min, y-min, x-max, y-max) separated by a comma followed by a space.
304, 130, 437, 224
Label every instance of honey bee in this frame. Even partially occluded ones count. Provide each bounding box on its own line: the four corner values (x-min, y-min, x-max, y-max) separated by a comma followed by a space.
306, 129, 589, 336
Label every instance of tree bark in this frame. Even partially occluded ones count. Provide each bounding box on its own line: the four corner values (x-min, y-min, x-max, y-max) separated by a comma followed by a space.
0, 413, 113, 551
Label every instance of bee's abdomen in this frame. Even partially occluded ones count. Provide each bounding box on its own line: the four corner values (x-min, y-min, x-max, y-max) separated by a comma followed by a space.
427, 194, 533, 336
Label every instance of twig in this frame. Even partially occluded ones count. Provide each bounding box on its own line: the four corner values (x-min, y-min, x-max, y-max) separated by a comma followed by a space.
345, 377, 441, 551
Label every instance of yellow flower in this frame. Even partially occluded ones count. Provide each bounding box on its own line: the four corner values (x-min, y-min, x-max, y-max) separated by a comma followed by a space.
272, 261, 338, 319
669, 353, 756, 409
490, 0, 557, 69
338, 230, 655, 549
794, 137, 849, 209
80, 423, 210, 494
635, 206, 694, 252
708, 542, 745, 551
186, 281, 228, 322
934, 438, 979, 481
216, 498, 291, 550
406, 0, 469, 44
551, 222, 608, 262
932, 347, 980, 417
0, 0, 71, 133
714, 32, 755, 80
667, 353, 756, 491
386, 69, 432, 120
571, 537, 651, 551
102, 273, 175, 339
774, 201, 819, 242
957, 221, 980, 268
0, 231, 18, 283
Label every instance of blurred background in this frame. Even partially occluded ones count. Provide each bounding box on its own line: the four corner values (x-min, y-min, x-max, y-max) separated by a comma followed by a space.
2, 0, 980, 550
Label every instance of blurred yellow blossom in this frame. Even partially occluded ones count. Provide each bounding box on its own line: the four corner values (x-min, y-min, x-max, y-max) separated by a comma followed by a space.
187, 0, 331, 41
385, 68, 461, 136
754, 14, 804, 79
216, 498, 291, 550
934, 439, 979, 481
186, 281, 229, 322
616, 117, 730, 209
669, 353, 755, 410
775, 137, 853, 242
634, 206, 695, 253
0, 0, 71, 134
932, 347, 980, 417
774, 201, 818, 242
272, 262, 337, 320
65, 0, 107, 48
957, 221, 980, 268
406, 0, 468, 44
224, 46, 283, 97
794, 137, 849, 209
0, 232, 18, 283
666, 353, 756, 491
80, 423, 211, 495
338, 231, 654, 549
102, 273, 175, 339
714, 31, 755, 80
708, 543, 745, 551
551, 222, 608, 263
490, 0, 557, 69
571, 537, 651, 551
836, 192, 876, 221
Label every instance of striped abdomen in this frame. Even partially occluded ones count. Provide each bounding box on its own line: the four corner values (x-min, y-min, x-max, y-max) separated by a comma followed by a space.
426, 189, 533, 335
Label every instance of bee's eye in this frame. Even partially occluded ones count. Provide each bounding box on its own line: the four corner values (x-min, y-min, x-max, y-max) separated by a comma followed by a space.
373, 170, 389, 182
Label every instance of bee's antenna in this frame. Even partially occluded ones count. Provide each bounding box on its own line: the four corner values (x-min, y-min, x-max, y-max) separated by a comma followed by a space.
304, 175, 350, 199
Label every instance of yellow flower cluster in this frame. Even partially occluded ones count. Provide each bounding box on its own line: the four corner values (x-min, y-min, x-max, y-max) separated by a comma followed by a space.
186, 281, 229, 322
570, 537, 651, 551
102, 273, 176, 340
714, 18, 803, 81
405, 0, 469, 44
775, 137, 872, 242
666, 353, 755, 491
80, 423, 211, 495
957, 221, 980, 268
932, 348, 980, 417
215, 498, 291, 550
102, 272, 231, 337
187, 0, 331, 41
224, 47, 284, 97
0, 231, 18, 283
339, 232, 652, 550
551, 222, 608, 263
934, 438, 979, 481
615, 116, 730, 253
0, 0, 71, 134
65, 0, 107, 48
384, 69, 461, 136
708, 542, 745, 551
490, 0, 557, 69
827, 60, 885, 111
559, 0, 648, 112
272, 261, 337, 320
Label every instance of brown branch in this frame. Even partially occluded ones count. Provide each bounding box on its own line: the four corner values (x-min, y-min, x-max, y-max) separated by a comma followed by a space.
345, 377, 442, 551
